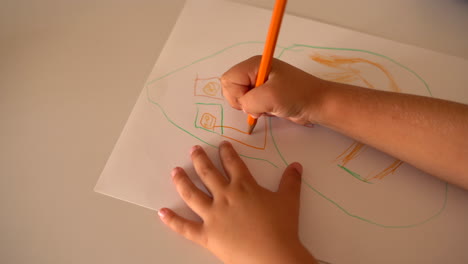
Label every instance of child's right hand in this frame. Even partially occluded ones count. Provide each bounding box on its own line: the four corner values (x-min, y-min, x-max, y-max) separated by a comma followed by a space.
221, 56, 331, 126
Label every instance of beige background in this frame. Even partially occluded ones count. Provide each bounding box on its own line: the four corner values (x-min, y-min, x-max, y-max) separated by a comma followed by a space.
1, 0, 467, 263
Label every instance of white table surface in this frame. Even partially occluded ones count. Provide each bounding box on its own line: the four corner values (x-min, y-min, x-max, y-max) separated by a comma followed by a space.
1, 0, 467, 263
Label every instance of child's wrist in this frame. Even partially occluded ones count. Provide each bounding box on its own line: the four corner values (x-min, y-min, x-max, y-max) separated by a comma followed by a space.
304, 78, 337, 125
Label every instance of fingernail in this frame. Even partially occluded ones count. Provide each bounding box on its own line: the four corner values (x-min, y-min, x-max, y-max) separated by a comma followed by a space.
171, 167, 180, 178
158, 208, 168, 219
190, 145, 200, 155
292, 162, 303, 175
252, 113, 262, 118
304, 123, 315, 128
220, 140, 231, 147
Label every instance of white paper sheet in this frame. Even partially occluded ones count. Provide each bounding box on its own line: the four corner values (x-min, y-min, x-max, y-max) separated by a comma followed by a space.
95, 0, 468, 263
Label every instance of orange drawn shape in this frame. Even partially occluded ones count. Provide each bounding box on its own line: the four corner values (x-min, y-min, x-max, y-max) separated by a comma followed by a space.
193, 75, 223, 100
215, 125, 250, 135
310, 54, 400, 92
200, 113, 216, 130
336, 142, 366, 166
218, 117, 268, 150
366, 160, 404, 181
315, 53, 404, 181
203, 82, 220, 96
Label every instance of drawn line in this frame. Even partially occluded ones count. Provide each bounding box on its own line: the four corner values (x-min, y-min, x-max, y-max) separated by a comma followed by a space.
215, 125, 249, 134
215, 124, 269, 150
274, 44, 447, 227
146, 89, 279, 168
337, 165, 372, 184
300, 178, 448, 229
310, 54, 403, 181
367, 160, 404, 181
289, 44, 433, 97
268, 117, 288, 166
147, 41, 447, 228
193, 75, 224, 100
196, 104, 268, 149
146, 41, 283, 87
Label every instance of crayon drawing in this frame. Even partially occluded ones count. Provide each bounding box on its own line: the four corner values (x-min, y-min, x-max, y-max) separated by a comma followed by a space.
145, 41, 447, 228
308, 53, 404, 183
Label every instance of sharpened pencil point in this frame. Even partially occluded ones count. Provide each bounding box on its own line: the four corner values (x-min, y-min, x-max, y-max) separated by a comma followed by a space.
247, 125, 254, 135
247, 115, 257, 135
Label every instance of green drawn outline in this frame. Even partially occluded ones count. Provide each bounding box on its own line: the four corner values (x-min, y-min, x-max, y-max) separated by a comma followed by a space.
145, 41, 448, 228
337, 165, 372, 184
146, 86, 279, 168
277, 44, 432, 183
194, 103, 224, 134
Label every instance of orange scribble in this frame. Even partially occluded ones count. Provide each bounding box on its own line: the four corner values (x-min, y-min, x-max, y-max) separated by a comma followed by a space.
214, 125, 249, 135
367, 159, 404, 181
309, 54, 400, 92
334, 142, 365, 166
193, 74, 223, 100
203, 81, 220, 96
200, 113, 216, 130
214, 117, 268, 150
313, 53, 404, 181
195, 73, 267, 150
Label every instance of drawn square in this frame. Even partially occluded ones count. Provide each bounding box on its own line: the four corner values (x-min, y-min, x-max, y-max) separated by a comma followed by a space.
200, 113, 216, 130
194, 76, 223, 100
194, 103, 223, 134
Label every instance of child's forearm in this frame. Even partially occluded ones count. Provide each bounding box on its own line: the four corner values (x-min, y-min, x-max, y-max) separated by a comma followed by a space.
316, 81, 468, 188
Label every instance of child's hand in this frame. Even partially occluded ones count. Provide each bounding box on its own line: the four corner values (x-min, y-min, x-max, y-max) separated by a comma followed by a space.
221, 56, 330, 126
158, 141, 317, 264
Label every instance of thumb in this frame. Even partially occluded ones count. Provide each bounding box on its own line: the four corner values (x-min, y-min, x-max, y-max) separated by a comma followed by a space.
158, 208, 205, 247
278, 162, 303, 199
238, 84, 275, 118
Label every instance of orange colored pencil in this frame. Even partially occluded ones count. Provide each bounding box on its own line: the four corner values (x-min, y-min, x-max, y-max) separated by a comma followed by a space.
247, 0, 287, 135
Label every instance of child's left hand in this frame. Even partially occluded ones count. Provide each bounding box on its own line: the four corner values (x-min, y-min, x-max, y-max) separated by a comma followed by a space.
158, 141, 317, 264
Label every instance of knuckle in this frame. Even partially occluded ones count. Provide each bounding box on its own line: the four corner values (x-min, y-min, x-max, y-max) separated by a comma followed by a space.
223, 153, 236, 164
179, 183, 193, 201
225, 95, 238, 108
198, 165, 216, 178
251, 55, 262, 62
215, 195, 230, 207
220, 74, 230, 86
184, 228, 197, 241
231, 87, 245, 97
174, 220, 187, 235
233, 181, 249, 194
221, 148, 237, 162
223, 153, 244, 169
232, 104, 242, 110
267, 88, 280, 103
223, 89, 241, 109
179, 224, 199, 242
239, 179, 257, 193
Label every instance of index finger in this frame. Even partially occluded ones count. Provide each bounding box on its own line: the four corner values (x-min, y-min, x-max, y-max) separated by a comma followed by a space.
219, 141, 257, 185
191, 145, 228, 194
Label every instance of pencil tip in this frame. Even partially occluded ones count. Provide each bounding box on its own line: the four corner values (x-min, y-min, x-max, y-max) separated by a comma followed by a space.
247, 125, 254, 135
